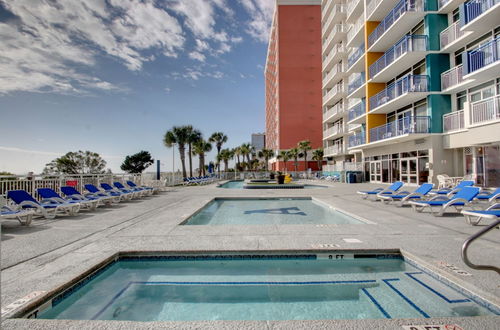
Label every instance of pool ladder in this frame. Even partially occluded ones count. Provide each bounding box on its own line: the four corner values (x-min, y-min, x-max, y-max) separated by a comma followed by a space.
461, 219, 500, 275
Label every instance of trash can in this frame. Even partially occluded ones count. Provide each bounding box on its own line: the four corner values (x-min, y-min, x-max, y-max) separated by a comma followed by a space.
355, 172, 363, 183
346, 172, 355, 183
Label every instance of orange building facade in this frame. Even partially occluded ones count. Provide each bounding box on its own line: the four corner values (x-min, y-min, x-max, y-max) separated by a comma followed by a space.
265, 0, 323, 172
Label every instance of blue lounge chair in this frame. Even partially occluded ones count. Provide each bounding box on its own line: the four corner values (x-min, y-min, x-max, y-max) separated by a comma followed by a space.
474, 187, 500, 203
7, 190, 80, 219
357, 181, 403, 200
100, 183, 134, 200
1, 205, 34, 226
61, 186, 114, 206
85, 184, 122, 203
38, 188, 98, 211
462, 203, 500, 225
409, 187, 480, 216
126, 180, 155, 195
430, 180, 475, 196
113, 182, 142, 198
378, 183, 434, 206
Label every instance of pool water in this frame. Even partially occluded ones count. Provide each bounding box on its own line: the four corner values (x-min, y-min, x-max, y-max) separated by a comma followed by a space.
36, 255, 497, 321
218, 181, 327, 189
183, 198, 363, 225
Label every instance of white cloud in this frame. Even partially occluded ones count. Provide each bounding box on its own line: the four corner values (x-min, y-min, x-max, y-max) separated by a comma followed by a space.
238, 0, 275, 42
164, 87, 171, 93
188, 51, 206, 62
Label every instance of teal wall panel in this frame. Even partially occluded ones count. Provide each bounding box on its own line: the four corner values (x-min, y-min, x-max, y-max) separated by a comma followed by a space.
426, 53, 450, 91
424, 14, 449, 51
427, 94, 451, 133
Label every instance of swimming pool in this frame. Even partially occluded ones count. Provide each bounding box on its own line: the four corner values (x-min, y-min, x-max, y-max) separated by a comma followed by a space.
218, 180, 327, 189
183, 198, 364, 225
29, 253, 498, 321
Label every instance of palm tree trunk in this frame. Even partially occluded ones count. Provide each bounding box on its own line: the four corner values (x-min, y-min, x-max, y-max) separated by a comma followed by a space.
188, 143, 193, 177
198, 154, 203, 176
178, 145, 187, 178
201, 154, 205, 176
303, 153, 307, 172
265, 157, 269, 171
294, 158, 298, 172
224, 160, 229, 172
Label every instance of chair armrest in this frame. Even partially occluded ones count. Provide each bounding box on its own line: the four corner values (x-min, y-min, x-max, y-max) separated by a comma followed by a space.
487, 203, 500, 210
68, 195, 85, 201
429, 195, 449, 201
488, 193, 500, 203
444, 198, 469, 208
18, 201, 40, 209
40, 198, 61, 205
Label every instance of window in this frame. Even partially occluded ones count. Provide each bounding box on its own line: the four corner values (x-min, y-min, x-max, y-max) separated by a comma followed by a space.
456, 91, 467, 111
454, 48, 464, 66
452, 8, 460, 23
411, 20, 424, 35
469, 81, 495, 103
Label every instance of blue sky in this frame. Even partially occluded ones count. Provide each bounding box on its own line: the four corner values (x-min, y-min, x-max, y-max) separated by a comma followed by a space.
0, 0, 274, 174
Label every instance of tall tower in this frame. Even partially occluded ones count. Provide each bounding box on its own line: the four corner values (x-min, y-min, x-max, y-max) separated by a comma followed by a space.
265, 0, 323, 171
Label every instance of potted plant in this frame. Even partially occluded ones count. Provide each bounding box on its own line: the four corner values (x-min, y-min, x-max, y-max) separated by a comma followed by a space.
270, 171, 275, 180
277, 171, 285, 184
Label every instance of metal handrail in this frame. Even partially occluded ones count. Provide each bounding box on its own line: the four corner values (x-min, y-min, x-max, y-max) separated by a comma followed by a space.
461, 219, 500, 274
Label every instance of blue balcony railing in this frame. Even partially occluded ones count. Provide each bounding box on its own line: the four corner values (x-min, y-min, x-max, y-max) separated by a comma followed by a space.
349, 132, 366, 148
369, 75, 428, 110
369, 116, 430, 142
348, 43, 365, 68
369, 35, 427, 79
348, 72, 366, 95
348, 99, 366, 121
464, 0, 499, 24
467, 37, 499, 74
368, 0, 423, 48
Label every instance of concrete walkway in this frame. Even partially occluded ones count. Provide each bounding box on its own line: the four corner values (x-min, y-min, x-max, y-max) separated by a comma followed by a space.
1, 182, 499, 329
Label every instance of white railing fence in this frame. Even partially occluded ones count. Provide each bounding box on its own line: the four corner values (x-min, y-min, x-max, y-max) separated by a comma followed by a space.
443, 110, 465, 132
441, 65, 463, 91
470, 95, 500, 125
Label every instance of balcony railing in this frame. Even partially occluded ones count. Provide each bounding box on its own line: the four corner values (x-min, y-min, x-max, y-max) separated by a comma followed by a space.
441, 65, 463, 90
348, 72, 366, 94
467, 37, 499, 74
367, 0, 383, 18
323, 162, 363, 172
470, 95, 500, 125
323, 44, 347, 65
348, 99, 366, 121
348, 43, 365, 68
438, 0, 451, 8
369, 35, 427, 79
323, 5, 346, 31
443, 110, 465, 132
347, 0, 362, 17
323, 63, 345, 85
369, 75, 428, 110
464, 0, 499, 24
347, 16, 364, 44
323, 102, 344, 120
324, 145, 344, 156
368, 0, 423, 48
324, 124, 344, 137
369, 116, 430, 142
323, 82, 345, 102
349, 133, 366, 148
440, 21, 464, 49
323, 24, 348, 46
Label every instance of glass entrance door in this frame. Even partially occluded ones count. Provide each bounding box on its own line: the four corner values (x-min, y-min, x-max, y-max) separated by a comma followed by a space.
400, 158, 418, 184
370, 161, 382, 182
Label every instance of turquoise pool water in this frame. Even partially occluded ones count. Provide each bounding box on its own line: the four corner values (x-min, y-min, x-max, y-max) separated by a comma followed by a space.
36, 255, 497, 321
183, 198, 363, 225
218, 180, 327, 189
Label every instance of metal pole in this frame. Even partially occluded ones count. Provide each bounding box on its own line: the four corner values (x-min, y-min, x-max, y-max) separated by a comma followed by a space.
172, 143, 175, 186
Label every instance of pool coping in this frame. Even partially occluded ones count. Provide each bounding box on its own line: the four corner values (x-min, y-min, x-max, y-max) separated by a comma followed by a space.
6, 248, 500, 322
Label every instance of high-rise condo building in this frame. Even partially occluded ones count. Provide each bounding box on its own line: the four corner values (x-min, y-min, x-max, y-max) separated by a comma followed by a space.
265, 0, 324, 171
251, 133, 266, 151
321, 0, 500, 187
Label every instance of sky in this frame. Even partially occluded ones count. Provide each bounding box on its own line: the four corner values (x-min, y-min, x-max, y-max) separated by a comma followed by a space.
0, 0, 274, 174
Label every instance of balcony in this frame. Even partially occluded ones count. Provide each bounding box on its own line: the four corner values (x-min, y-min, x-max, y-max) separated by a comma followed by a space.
346, 0, 364, 22
348, 132, 366, 148
323, 24, 348, 56
470, 95, 500, 126
322, 5, 346, 38
348, 72, 366, 98
324, 124, 344, 139
440, 65, 474, 93
369, 35, 428, 82
439, 21, 475, 53
322, 0, 335, 20
464, 37, 500, 83
367, 0, 425, 52
347, 43, 365, 73
324, 145, 345, 157
463, 0, 500, 32
323, 44, 348, 72
323, 62, 346, 88
443, 110, 465, 133
323, 102, 345, 123
369, 75, 429, 114
369, 116, 430, 143
438, 0, 464, 13
367, 0, 399, 21
346, 16, 364, 48
323, 81, 347, 106
348, 99, 366, 123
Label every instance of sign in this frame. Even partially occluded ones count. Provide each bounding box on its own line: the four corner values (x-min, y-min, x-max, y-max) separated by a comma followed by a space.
65, 180, 78, 187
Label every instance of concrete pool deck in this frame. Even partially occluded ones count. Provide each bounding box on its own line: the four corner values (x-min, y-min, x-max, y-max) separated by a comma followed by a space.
1, 182, 499, 329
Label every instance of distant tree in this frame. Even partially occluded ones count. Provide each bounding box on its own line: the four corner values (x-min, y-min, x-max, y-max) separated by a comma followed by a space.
209, 132, 228, 173
277, 150, 290, 172
164, 126, 191, 179
287, 148, 303, 172
120, 151, 154, 173
233, 146, 242, 169
0, 171, 16, 181
43, 151, 107, 174
186, 126, 202, 177
192, 139, 212, 176
217, 148, 234, 172
239, 143, 254, 170
298, 140, 312, 171
312, 148, 324, 171
257, 148, 275, 171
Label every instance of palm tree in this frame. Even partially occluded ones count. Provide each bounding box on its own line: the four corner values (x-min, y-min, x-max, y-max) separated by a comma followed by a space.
298, 140, 312, 172
277, 150, 290, 172
312, 148, 324, 171
287, 148, 302, 172
186, 126, 202, 177
164, 126, 191, 179
239, 143, 253, 171
258, 148, 275, 171
192, 139, 212, 176
218, 148, 234, 172
209, 132, 228, 172
233, 146, 242, 170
